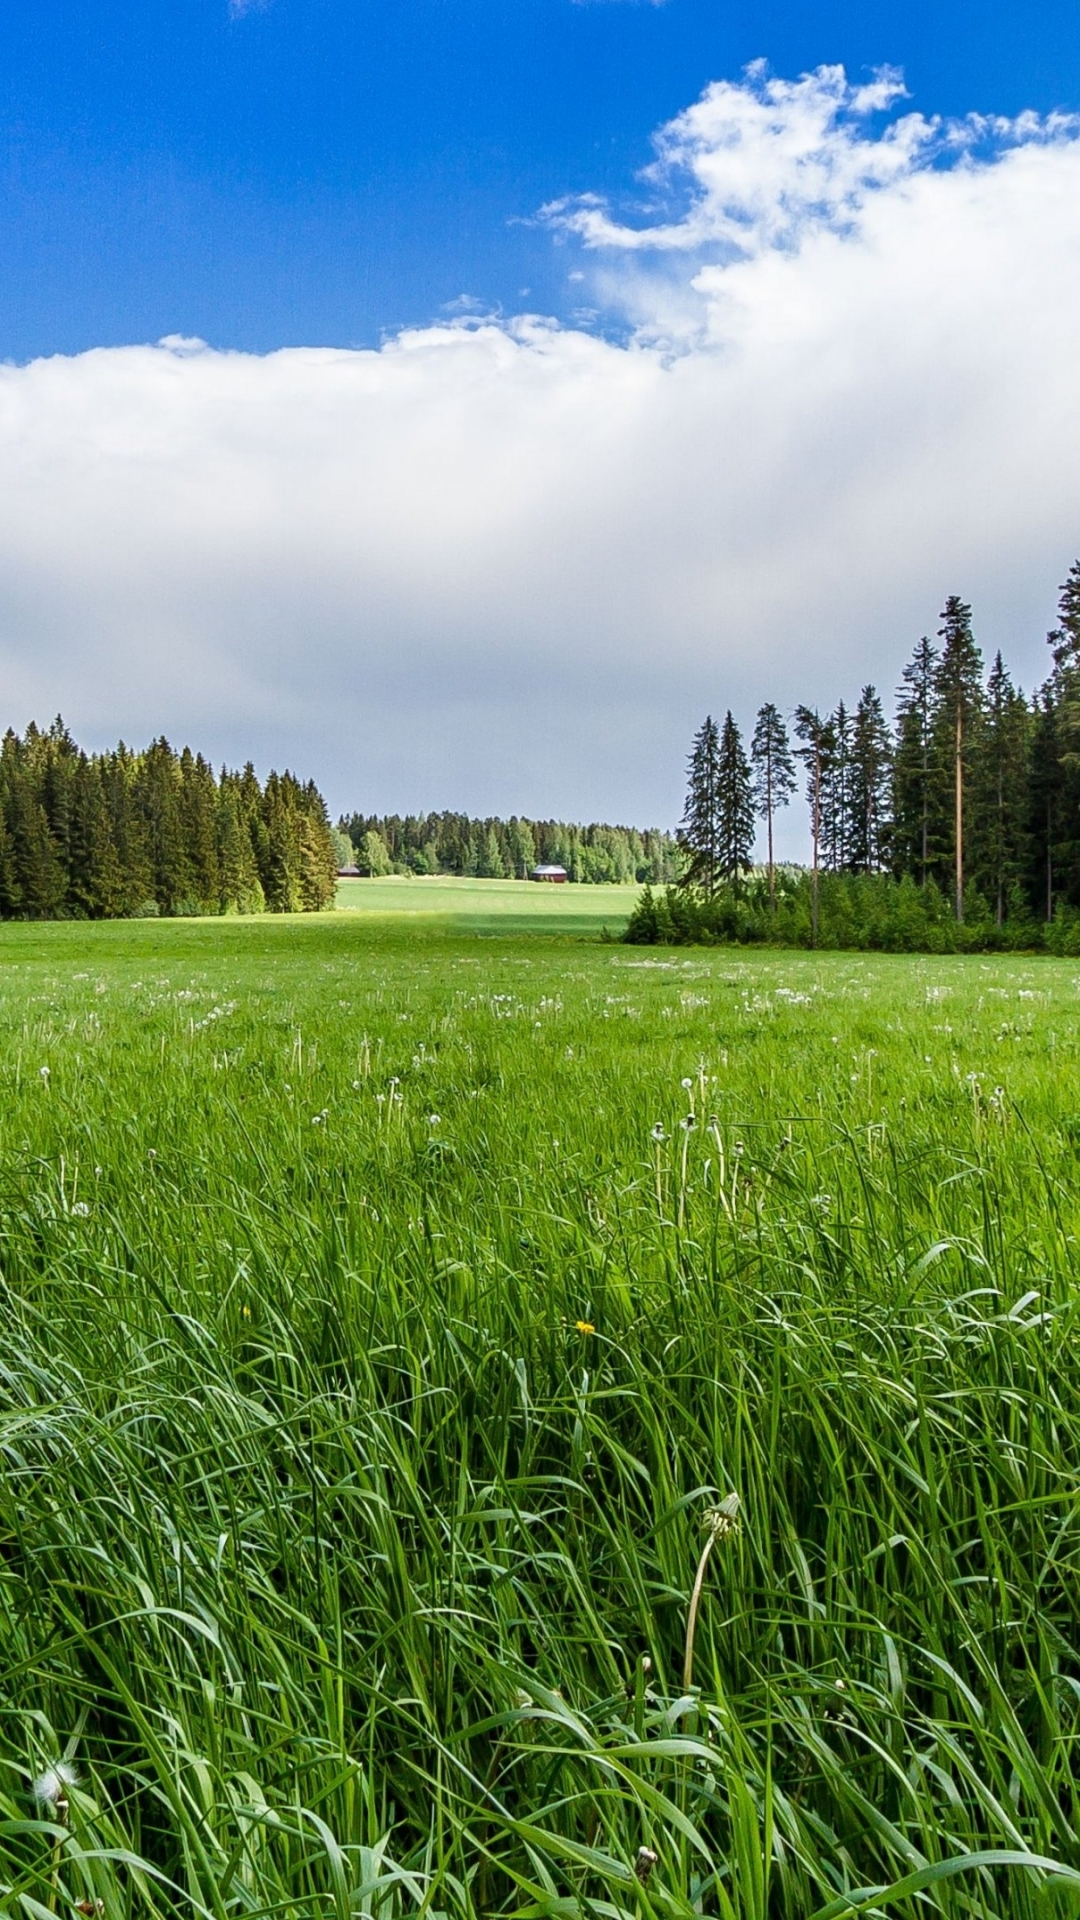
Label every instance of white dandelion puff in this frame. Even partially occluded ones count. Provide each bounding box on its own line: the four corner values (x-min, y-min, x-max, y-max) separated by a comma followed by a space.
33, 1761, 78, 1810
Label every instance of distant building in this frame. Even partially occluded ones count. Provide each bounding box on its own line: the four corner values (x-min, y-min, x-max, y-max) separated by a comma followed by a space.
530, 864, 568, 883
336, 864, 361, 878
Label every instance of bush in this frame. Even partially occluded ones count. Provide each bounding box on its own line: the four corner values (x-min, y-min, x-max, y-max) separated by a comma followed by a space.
624, 870, 1051, 953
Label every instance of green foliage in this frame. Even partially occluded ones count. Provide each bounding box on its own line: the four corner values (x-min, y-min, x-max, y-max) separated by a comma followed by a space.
678, 713, 723, 896
341, 810, 680, 885
0, 920, 1079, 1916
625, 869, 1046, 951
0, 721, 335, 919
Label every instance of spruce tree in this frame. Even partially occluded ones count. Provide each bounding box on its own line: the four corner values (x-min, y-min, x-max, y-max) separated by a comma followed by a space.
794, 706, 827, 945
822, 702, 853, 870
893, 638, 937, 885
972, 652, 1031, 925
1028, 683, 1063, 919
931, 597, 984, 920
849, 686, 892, 872
678, 715, 722, 897
750, 703, 795, 908
716, 711, 755, 890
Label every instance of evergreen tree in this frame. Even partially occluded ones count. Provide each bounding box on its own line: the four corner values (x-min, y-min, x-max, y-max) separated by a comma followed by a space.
750, 703, 795, 908
678, 715, 722, 897
794, 706, 827, 946
849, 685, 892, 872
478, 824, 505, 878
821, 703, 852, 871
972, 652, 1030, 925
716, 711, 755, 890
931, 597, 984, 920
893, 637, 938, 885
180, 748, 221, 909
1028, 682, 1063, 919
69, 757, 125, 917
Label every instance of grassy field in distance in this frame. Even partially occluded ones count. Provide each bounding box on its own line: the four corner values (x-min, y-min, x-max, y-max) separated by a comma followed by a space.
336, 871, 642, 932
3, 914, 1080, 1916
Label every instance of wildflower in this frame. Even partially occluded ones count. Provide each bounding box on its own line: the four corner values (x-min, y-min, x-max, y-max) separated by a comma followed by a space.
428, 1114, 441, 1126
32, 1761, 78, 1813
242, 1305, 251, 1319
651, 1123, 667, 1143
39, 1065, 50, 1080
634, 1847, 658, 1886
575, 1320, 596, 1335
680, 1113, 696, 1131
681, 1077, 693, 1090
703, 1491, 741, 1538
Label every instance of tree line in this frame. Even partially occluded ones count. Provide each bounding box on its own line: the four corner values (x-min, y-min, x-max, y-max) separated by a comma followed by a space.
628, 563, 1080, 950
338, 810, 679, 885
0, 719, 338, 918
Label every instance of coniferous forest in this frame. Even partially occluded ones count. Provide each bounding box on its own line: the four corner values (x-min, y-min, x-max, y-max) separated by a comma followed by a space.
338, 810, 679, 884
626, 562, 1080, 950
0, 720, 338, 918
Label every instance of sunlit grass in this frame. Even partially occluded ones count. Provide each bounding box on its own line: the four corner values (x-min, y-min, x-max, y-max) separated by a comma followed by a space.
3, 916, 1080, 1916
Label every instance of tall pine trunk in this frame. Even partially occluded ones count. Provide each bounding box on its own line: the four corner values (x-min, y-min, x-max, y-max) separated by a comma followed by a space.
954, 706, 964, 922
811, 742, 820, 948
766, 753, 775, 910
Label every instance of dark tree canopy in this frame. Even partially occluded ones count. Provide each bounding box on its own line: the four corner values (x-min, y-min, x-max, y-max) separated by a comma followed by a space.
0, 720, 337, 919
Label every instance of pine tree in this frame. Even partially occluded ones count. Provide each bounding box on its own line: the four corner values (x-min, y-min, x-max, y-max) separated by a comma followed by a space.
750, 703, 795, 908
931, 597, 984, 920
716, 711, 755, 890
822, 702, 853, 870
1055, 559, 1080, 669
678, 716, 722, 897
849, 686, 892, 872
972, 652, 1031, 925
1042, 562, 1080, 907
70, 757, 125, 917
217, 773, 264, 912
180, 748, 221, 910
893, 637, 938, 885
794, 706, 827, 945
1028, 683, 1063, 919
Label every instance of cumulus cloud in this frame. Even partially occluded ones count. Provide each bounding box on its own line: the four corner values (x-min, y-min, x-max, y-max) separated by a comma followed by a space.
1, 63, 1079, 842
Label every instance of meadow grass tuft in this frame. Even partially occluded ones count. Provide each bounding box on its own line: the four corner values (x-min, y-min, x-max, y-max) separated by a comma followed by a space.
2, 915, 1080, 1916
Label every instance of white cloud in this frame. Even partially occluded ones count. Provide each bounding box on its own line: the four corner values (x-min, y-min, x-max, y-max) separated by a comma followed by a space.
1, 64, 1079, 846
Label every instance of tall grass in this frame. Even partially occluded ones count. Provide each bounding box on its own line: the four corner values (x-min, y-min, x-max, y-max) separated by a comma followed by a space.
2, 918, 1080, 1916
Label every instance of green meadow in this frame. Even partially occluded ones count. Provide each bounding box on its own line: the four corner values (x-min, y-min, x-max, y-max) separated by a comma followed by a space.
4, 900, 1080, 1917
335, 874, 642, 934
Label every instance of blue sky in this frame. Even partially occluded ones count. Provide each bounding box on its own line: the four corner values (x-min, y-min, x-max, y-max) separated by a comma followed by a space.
3, 0, 1080, 359
2, 2, 1080, 834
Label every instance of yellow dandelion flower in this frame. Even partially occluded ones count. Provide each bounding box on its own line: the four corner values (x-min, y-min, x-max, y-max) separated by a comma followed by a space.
575, 1320, 596, 1335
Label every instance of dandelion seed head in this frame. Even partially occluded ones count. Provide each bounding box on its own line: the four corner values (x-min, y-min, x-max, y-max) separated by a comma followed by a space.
651, 1123, 667, 1143
703, 1491, 741, 1538
634, 1846, 659, 1885
32, 1761, 78, 1809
